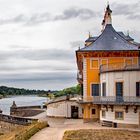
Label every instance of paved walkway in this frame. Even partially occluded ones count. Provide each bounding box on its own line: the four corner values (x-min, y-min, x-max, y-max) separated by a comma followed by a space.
30, 117, 140, 140
27, 111, 47, 121
30, 118, 107, 140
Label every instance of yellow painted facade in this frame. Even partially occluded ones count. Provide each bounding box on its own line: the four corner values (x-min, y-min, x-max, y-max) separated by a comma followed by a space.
82, 57, 139, 121
86, 57, 138, 97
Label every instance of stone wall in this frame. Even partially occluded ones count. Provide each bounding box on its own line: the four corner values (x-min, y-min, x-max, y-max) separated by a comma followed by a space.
10, 108, 44, 117
0, 121, 25, 134
10, 105, 46, 117
0, 114, 38, 125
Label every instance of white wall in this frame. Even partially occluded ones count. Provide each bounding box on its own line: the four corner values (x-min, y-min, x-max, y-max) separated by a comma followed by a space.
47, 101, 67, 118
100, 106, 139, 125
83, 58, 87, 100
100, 71, 140, 97
47, 101, 83, 118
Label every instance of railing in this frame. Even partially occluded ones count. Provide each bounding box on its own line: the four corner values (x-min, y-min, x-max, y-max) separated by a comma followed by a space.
82, 96, 140, 105
100, 63, 140, 73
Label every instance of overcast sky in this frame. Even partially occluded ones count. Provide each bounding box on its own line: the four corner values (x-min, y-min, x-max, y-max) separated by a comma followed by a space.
0, 0, 140, 90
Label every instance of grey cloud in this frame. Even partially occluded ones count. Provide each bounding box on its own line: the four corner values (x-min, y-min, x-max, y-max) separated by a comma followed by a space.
0, 62, 75, 72
0, 7, 98, 25
0, 47, 76, 73
127, 14, 140, 20
54, 7, 97, 21
0, 14, 24, 25
26, 13, 52, 25
112, 1, 140, 20
70, 41, 84, 49
0, 72, 76, 81
0, 48, 77, 90
0, 72, 77, 90
0, 48, 75, 61
0, 12, 52, 25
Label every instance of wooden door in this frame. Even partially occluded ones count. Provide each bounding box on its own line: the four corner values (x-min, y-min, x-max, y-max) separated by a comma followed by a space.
71, 106, 79, 119
139, 112, 140, 127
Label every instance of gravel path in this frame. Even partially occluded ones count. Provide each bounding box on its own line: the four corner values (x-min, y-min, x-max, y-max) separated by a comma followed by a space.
30, 118, 104, 140
30, 117, 140, 140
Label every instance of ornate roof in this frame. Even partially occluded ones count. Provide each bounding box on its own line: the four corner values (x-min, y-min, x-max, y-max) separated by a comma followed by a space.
80, 24, 139, 51
117, 32, 134, 42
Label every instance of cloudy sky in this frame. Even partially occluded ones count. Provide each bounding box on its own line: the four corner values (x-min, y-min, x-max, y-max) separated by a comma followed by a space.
0, 0, 140, 90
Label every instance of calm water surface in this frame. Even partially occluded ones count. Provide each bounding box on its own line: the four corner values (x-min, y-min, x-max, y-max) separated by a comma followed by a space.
0, 95, 48, 115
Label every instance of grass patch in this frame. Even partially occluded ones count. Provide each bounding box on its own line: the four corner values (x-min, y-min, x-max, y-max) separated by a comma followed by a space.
0, 121, 49, 140
63, 129, 140, 140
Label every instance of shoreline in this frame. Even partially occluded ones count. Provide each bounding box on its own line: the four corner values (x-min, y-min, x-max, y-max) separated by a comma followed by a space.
0, 95, 48, 115
0, 94, 49, 99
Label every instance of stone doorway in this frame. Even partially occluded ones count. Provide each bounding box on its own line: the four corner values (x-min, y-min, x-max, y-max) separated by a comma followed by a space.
71, 106, 78, 119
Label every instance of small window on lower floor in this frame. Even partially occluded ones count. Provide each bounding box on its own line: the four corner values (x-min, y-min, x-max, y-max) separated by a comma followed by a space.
92, 109, 96, 115
102, 110, 106, 118
115, 111, 124, 120
136, 82, 140, 97
82, 108, 84, 114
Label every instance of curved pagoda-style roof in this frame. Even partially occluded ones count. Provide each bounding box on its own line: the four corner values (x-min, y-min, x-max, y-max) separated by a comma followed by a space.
81, 24, 139, 51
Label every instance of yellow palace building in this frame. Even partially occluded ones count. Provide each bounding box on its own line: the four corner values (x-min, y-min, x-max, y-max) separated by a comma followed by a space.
76, 4, 140, 127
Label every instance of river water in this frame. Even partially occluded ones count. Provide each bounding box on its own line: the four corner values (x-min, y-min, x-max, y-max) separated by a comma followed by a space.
0, 95, 48, 115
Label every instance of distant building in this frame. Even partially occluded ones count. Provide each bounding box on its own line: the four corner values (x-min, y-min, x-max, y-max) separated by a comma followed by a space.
76, 4, 140, 127
46, 95, 83, 119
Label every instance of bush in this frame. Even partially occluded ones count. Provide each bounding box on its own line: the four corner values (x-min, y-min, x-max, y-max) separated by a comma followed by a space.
54, 84, 82, 97
14, 121, 49, 140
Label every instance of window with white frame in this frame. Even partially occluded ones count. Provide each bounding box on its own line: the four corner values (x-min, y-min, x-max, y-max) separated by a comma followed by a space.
115, 111, 124, 120
102, 110, 106, 118
102, 82, 106, 96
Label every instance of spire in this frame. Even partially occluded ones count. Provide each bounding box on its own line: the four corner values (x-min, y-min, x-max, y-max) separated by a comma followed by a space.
102, 3, 112, 31
107, 1, 109, 6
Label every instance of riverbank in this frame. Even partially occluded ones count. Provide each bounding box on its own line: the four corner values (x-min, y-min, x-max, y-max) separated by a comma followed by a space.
0, 95, 48, 114
0, 94, 47, 99
0, 94, 6, 99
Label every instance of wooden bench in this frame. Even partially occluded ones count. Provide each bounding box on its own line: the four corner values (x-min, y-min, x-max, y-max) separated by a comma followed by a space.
101, 120, 113, 127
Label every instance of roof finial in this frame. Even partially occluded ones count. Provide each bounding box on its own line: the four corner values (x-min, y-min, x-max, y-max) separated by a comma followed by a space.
127, 30, 130, 36
88, 31, 91, 38
78, 44, 81, 50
